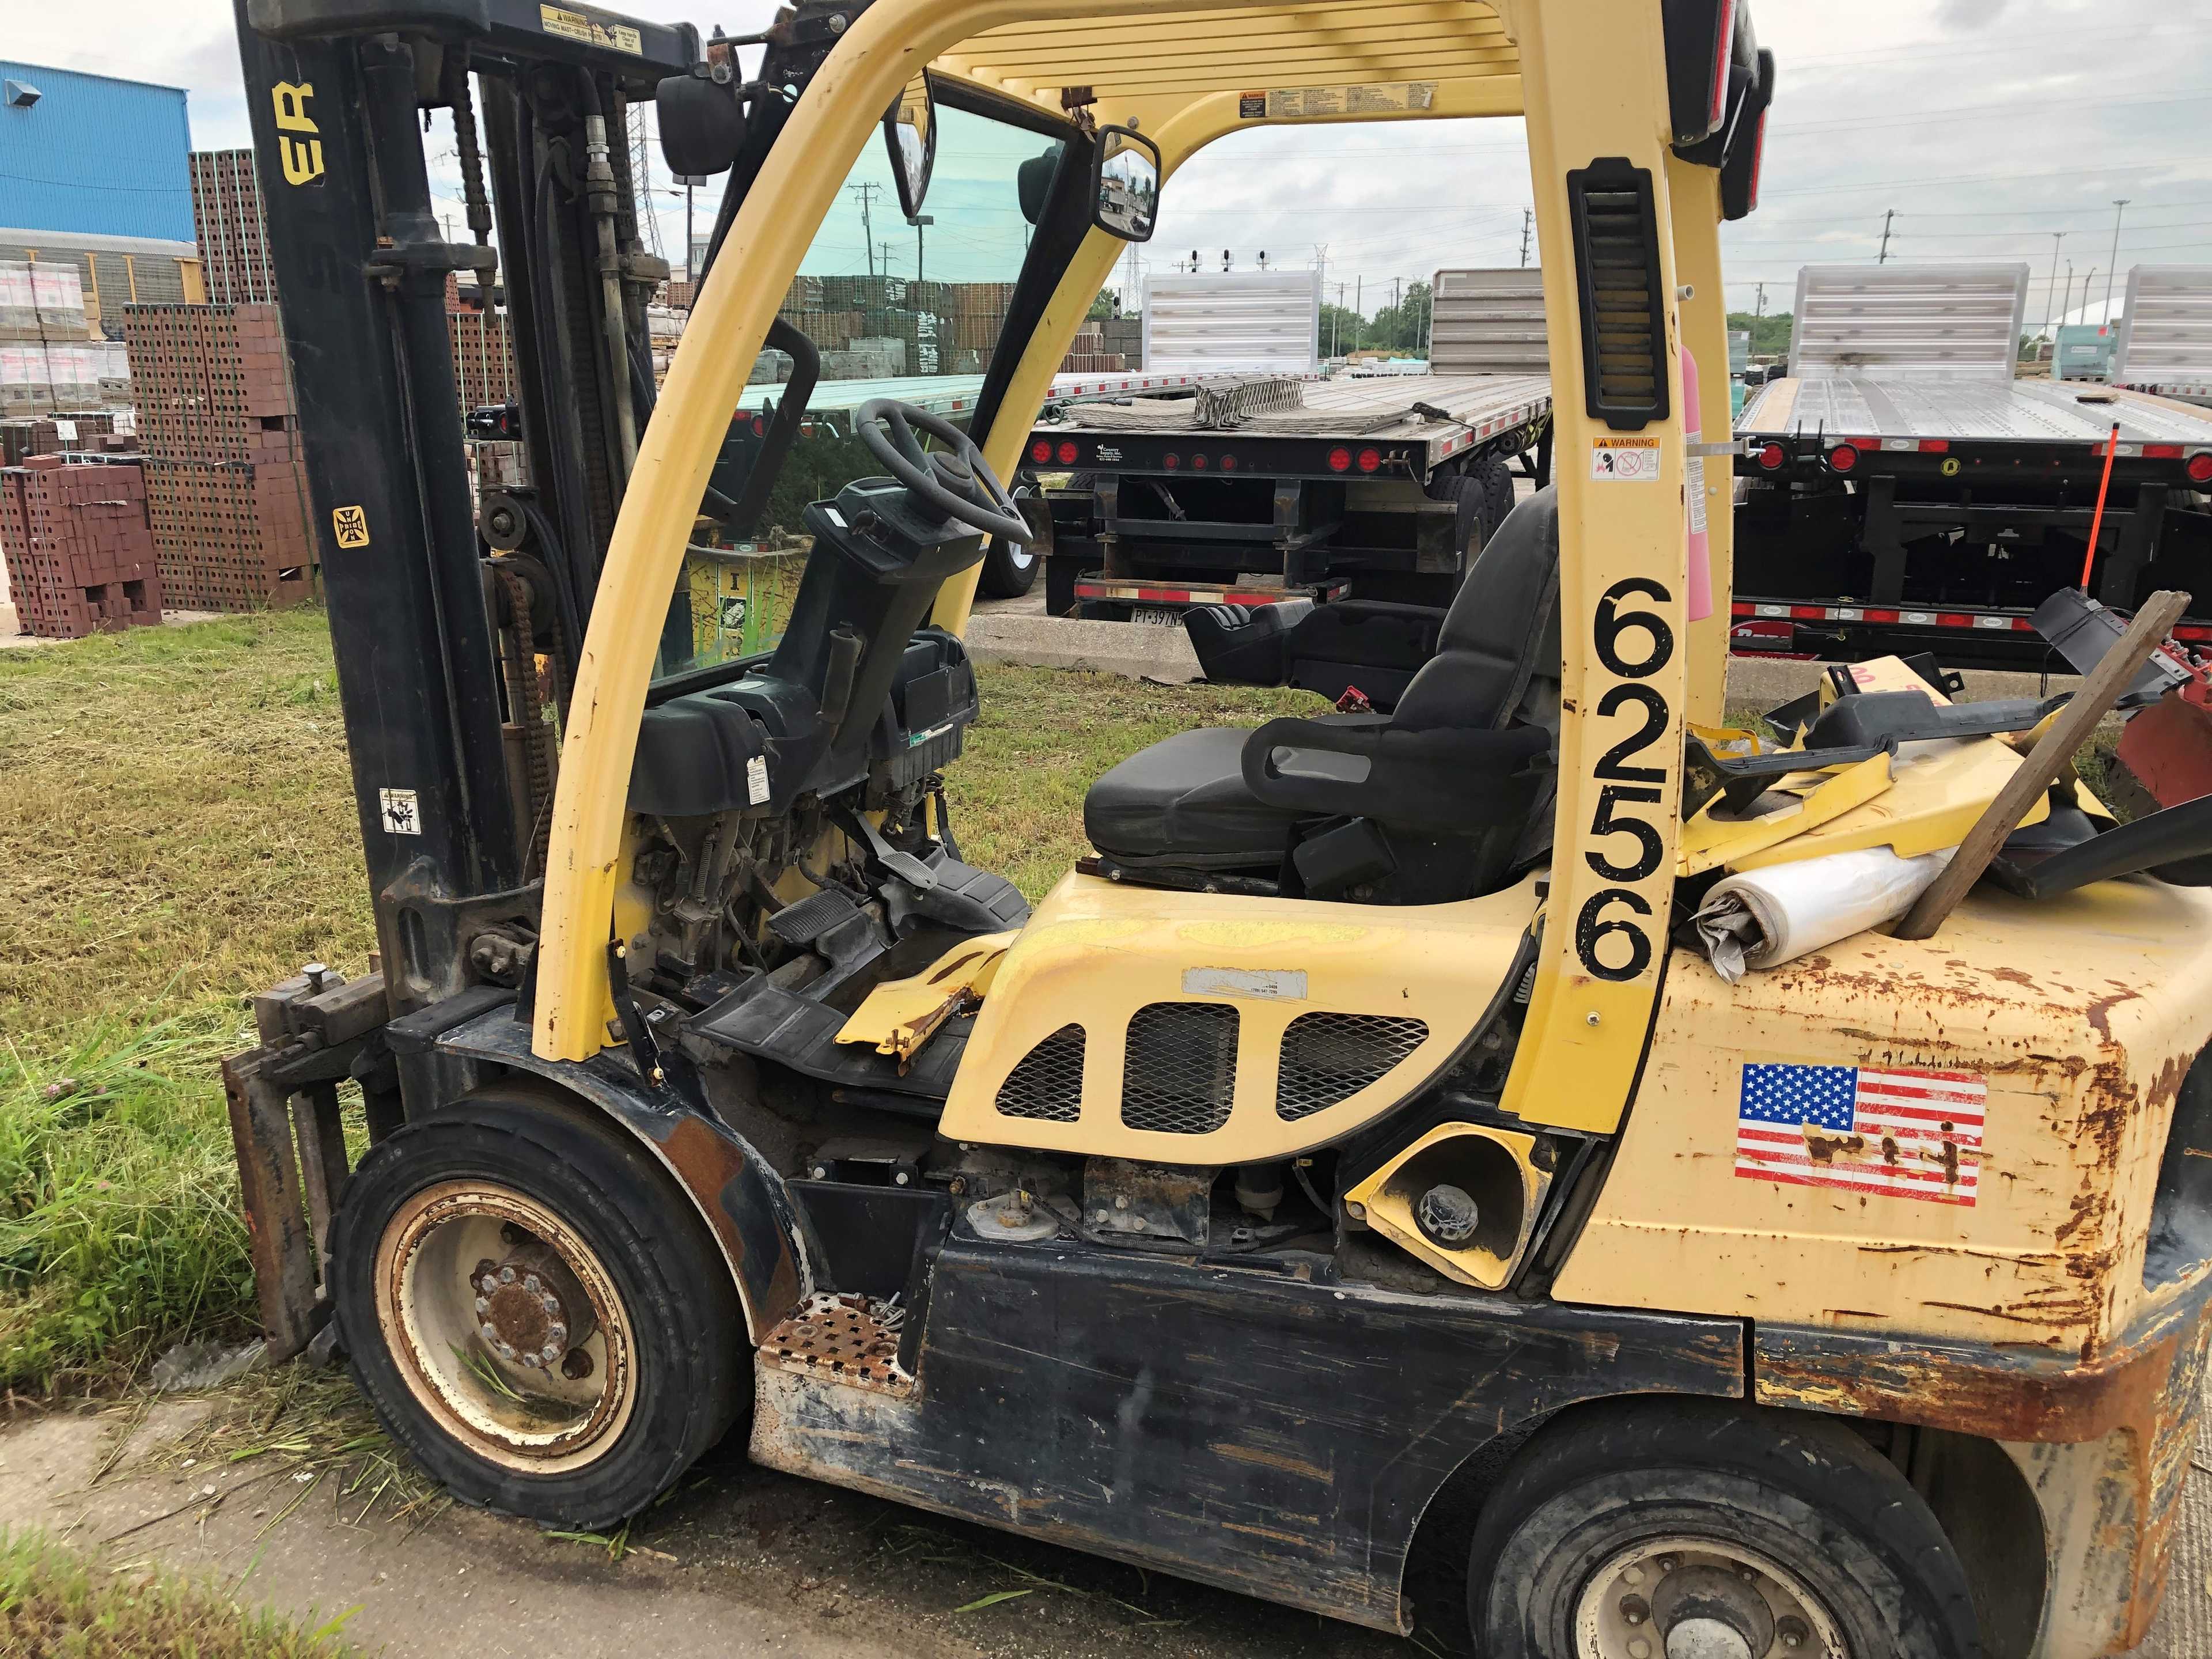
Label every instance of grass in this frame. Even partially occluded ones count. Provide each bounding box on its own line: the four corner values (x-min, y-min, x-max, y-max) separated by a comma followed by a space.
0, 1527, 365, 1656
0, 607, 1315, 1393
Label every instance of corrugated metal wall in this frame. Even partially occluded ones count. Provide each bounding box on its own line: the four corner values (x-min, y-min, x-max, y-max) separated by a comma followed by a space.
0, 61, 194, 243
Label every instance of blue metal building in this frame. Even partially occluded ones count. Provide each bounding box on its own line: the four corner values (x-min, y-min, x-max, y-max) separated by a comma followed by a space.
0, 61, 192, 243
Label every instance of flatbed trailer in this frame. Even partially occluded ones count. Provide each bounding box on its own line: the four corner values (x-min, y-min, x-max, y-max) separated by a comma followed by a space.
1021, 369, 1552, 617
1731, 264, 2212, 667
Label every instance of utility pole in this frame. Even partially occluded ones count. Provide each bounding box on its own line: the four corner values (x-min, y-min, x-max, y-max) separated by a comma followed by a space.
1753, 281, 1766, 321
1355, 275, 1362, 351
2041, 231, 2065, 341
2105, 199, 2129, 324
1518, 208, 1533, 268
877, 240, 895, 285
847, 181, 880, 278
911, 214, 931, 287
1876, 208, 1895, 264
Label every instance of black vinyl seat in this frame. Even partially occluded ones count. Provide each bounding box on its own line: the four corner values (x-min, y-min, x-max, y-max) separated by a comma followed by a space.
1082, 486, 1562, 900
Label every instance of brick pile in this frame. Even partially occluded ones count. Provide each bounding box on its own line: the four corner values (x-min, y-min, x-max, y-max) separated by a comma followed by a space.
449, 304, 518, 418
190, 150, 281, 305
0, 455, 163, 638
122, 302, 316, 612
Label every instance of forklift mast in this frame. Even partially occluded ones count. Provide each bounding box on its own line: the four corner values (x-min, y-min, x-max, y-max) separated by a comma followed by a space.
232, 0, 693, 1000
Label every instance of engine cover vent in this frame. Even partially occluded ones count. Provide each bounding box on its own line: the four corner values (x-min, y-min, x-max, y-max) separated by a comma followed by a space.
1567, 158, 1669, 431
1277, 1013, 1429, 1122
1121, 1002, 1238, 1134
996, 1024, 1085, 1122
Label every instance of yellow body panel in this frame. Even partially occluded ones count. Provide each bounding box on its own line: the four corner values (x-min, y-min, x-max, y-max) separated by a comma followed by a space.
835, 932, 1017, 1065
1552, 879, 2212, 1360
1344, 1123, 1554, 1289
938, 869, 1540, 1159
1676, 752, 1895, 878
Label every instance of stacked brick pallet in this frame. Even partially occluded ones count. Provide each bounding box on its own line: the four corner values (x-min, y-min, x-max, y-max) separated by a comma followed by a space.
0, 456, 162, 638
449, 303, 518, 417
122, 302, 316, 612
190, 151, 281, 305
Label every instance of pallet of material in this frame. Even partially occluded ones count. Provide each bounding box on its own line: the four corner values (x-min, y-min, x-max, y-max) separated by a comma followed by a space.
0, 456, 162, 639
142, 455, 316, 612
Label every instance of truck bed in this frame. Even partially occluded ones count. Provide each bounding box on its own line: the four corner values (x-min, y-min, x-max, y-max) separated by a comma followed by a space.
1040, 372, 1552, 466
1740, 376, 2212, 451
735, 368, 1236, 426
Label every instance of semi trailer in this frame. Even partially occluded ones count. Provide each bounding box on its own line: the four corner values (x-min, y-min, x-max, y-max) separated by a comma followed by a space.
1731, 262, 2212, 666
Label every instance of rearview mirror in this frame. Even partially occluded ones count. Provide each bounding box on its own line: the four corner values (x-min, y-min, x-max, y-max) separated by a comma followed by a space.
656, 68, 745, 180
883, 73, 936, 219
1092, 125, 1160, 242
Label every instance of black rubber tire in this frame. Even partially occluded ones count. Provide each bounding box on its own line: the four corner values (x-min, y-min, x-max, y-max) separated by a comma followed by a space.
1476, 452, 1517, 537
978, 530, 1041, 597
1468, 1398, 1981, 1659
328, 1088, 748, 1529
1451, 473, 1490, 570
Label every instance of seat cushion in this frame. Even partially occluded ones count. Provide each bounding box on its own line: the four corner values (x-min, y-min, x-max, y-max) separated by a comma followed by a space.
1084, 725, 1365, 866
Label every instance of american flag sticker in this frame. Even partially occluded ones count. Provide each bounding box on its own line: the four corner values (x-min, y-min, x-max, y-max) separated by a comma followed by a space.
1734, 1062, 1986, 1206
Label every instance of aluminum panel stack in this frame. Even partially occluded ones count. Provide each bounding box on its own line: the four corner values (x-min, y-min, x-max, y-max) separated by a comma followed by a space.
1786, 263, 2028, 382
1429, 267, 1548, 374
2112, 266, 2212, 403
123, 301, 315, 611
0, 454, 162, 638
189, 150, 280, 305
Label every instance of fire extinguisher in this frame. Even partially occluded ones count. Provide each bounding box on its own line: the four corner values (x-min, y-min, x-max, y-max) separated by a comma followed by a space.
1682, 343, 1713, 623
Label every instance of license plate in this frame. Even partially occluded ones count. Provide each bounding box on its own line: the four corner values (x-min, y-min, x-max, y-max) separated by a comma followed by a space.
1132, 605, 1184, 627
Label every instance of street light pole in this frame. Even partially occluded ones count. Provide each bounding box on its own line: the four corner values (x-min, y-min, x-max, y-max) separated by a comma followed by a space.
2105, 199, 2128, 323
2041, 231, 2063, 340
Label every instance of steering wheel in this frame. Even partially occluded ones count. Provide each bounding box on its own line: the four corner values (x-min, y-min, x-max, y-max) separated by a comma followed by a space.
855, 398, 1031, 544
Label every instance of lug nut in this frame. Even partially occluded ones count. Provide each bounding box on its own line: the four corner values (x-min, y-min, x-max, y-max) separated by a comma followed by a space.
541, 1294, 560, 1314
474, 1296, 490, 1313
498, 1266, 516, 1284
541, 1343, 560, 1361
480, 1322, 499, 1342
1620, 1595, 1649, 1626
497, 1342, 516, 1359
548, 1324, 567, 1346
523, 1274, 542, 1293
478, 1275, 498, 1295
1778, 1616, 1810, 1649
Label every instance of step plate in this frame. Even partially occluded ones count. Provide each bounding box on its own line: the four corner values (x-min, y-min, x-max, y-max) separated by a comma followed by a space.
758, 1293, 914, 1398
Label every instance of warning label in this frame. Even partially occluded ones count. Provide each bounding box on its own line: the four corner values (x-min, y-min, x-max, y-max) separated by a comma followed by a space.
539, 3, 642, 54
1239, 90, 1267, 119
1590, 436, 1661, 481
1259, 81, 1435, 119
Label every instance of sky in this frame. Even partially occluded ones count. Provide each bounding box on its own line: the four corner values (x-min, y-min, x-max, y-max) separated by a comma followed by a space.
10, 0, 2212, 325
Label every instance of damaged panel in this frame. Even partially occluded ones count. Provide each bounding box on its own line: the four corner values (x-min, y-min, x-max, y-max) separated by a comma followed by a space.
752, 1237, 1742, 1631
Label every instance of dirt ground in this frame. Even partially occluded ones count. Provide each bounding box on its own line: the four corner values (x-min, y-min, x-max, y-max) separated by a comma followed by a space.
0, 1400, 1410, 1659
6, 1387, 2212, 1658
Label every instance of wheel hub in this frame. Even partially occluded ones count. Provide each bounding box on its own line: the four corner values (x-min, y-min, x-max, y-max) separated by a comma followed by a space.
1652, 1564, 1774, 1659
1573, 1539, 1845, 1659
472, 1240, 596, 1370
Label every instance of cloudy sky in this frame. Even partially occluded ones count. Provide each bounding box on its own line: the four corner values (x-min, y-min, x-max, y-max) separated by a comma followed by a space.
12, 0, 2211, 326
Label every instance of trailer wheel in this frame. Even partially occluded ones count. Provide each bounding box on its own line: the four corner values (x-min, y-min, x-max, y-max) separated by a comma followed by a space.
978, 488, 1048, 599
1476, 453, 1517, 536
1450, 473, 1491, 569
1467, 1399, 1979, 1659
329, 1088, 747, 1529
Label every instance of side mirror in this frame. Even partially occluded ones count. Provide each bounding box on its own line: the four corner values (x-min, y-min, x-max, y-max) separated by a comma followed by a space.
1092, 125, 1160, 243
1017, 147, 1060, 226
883, 72, 937, 219
656, 69, 745, 180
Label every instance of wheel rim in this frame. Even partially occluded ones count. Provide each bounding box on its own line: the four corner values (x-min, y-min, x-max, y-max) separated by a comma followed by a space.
1573, 1535, 1849, 1659
1005, 544, 1036, 571
373, 1181, 637, 1473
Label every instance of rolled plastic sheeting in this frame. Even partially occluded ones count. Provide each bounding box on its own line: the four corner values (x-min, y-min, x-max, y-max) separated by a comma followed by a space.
1693, 846, 1955, 982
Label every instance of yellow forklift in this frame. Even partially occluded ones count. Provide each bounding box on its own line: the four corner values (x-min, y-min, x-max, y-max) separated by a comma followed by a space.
224, 1, 2212, 1653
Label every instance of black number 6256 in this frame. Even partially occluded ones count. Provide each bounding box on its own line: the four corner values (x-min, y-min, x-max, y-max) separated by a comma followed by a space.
1576, 577, 1675, 982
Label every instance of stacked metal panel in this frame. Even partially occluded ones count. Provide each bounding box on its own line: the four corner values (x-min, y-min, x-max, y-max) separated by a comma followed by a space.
122, 301, 316, 611
0, 454, 162, 638
189, 150, 281, 305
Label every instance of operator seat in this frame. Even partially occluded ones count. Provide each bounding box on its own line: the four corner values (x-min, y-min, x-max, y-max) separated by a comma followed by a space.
1083, 487, 1562, 902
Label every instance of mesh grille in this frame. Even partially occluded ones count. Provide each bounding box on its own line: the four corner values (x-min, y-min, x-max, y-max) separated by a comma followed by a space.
1277, 1013, 1429, 1122
1569, 161, 1668, 427
996, 1024, 1085, 1122
1122, 1003, 1238, 1135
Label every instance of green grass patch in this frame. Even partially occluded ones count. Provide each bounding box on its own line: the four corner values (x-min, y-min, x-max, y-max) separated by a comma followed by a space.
0, 1528, 365, 1657
0, 608, 1313, 1392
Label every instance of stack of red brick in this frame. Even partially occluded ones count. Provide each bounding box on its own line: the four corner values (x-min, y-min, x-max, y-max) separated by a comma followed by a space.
0, 456, 163, 638
122, 302, 316, 612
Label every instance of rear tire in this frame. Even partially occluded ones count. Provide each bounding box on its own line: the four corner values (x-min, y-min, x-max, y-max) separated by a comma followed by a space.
1468, 1399, 1980, 1659
1476, 452, 1517, 536
329, 1088, 747, 1529
978, 489, 1048, 599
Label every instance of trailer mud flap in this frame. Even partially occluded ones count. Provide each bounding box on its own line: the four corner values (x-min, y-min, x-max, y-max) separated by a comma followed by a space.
752, 1236, 1741, 1630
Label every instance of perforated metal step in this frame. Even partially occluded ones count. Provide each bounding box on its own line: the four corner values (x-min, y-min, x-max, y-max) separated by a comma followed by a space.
757, 1293, 913, 1397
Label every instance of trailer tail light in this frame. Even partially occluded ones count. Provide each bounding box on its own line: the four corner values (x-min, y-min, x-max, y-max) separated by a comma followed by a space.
1357, 447, 1382, 474
751, 415, 766, 436
1220, 454, 1238, 471
1327, 446, 1353, 472
1756, 442, 1785, 470
1162, 452, 1180, 470
1827, 443, 1859, 473
2189, 452, 2212, 484
1918, 439, 1949, 453
1030, 439, 1052, 464
1191, 453, 1208, 469
1056, 440, 1080, 465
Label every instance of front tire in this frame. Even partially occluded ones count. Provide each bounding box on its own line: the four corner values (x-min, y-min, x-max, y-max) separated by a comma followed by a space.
329, 1088, 747, 1529
1468, 1399, 1980, 1659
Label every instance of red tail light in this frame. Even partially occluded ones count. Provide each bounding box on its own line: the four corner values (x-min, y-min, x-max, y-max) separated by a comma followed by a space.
1327, 446, 1352, 473
1056, 440, 1080, 465
2188, 452, 2212, 484
1221, 454, 1238, 471
751, 415, 766, 436
1918, 439, 1949, 453
2142, 443, 2181, 459
1827, 444, 1859, 473
1191, 453, 1208, 470
1030, 439, 1052, 464
1757, 442, 1785, 471
1356, 447, 1382, 474
1162, 453, 1180, 471
1709, 0, 1736, 130
1743, 107, 1767, 212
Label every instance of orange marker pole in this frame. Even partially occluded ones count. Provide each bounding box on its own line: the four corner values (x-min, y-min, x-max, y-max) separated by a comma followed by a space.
2080, 421, 2120, 592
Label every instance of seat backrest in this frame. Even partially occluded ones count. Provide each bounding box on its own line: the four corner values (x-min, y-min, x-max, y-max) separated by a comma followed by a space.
1389, 485, 1560, 734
